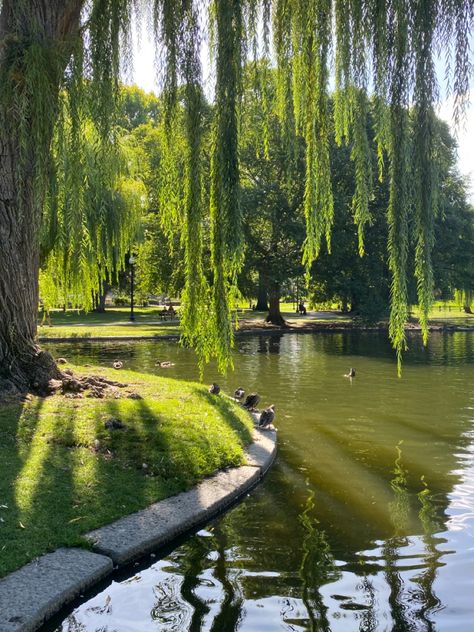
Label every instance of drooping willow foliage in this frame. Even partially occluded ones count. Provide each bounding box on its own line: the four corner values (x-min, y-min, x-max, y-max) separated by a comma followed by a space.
40, 117, 145, 312
1, 0, 473, 376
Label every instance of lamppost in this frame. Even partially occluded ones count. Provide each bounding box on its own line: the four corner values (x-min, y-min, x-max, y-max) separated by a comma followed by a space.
129, 254, 136, 322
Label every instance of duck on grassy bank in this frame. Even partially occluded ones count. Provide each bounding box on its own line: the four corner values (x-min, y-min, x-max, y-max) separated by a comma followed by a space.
259, 404, 276, 429
243, 393, 260, 410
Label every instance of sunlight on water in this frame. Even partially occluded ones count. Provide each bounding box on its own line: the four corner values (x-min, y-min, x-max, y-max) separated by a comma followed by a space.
47, 332, 474, 631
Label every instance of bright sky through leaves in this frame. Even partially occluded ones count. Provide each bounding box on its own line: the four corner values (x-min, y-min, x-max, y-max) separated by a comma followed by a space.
131, 22, 473, 200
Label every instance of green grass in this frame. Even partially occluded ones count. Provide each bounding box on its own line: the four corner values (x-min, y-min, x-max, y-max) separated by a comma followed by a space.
38, 307, 181, 338
36, 302, 473, 341
411, 302, 474, 323
38, 323, 181, 338
0, 366, 253, 577
39, 306, 177, 325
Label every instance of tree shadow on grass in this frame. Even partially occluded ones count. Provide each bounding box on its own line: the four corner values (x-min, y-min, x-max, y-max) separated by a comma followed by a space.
1, 396, 149, 577
192, 390, 253, 446
0, 398, 38, 577
0, 384, 253, 578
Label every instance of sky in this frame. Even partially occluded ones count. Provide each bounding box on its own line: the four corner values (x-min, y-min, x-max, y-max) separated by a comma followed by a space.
130, 25, 473, 201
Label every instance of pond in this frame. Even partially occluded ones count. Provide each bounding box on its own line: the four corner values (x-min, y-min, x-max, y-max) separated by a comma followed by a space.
45, 332, 474, 631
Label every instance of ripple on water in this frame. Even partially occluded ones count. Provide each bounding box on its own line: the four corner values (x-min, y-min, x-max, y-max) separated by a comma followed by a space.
48, 332, 474, 631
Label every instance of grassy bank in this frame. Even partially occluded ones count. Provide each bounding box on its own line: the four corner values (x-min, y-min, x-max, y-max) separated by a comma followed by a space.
0, 366, 253, 578
36, 303, 474, 341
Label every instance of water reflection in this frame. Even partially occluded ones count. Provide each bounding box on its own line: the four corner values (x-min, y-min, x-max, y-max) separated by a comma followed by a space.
298, 487, 338, 631
47, 333, 474, 631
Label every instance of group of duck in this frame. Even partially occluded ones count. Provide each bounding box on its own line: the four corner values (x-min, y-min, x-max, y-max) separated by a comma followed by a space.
112, 359, 175, 369
208, 383, 275, 430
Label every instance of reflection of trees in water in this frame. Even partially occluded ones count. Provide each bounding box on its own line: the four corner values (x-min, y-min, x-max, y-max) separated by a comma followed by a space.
413, 478, 443, 631
257, 333, 283, 354
298, 487, 340, 631
355, 576, 378, 632
168, 524, 243, 632
315, 331, 474, 367
383, 445, 443, 632
209, 525, 244, 632
384, 442, 413, 631
179, 537, 211, 632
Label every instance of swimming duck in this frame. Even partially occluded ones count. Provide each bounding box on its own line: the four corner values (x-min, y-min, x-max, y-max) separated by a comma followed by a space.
113, 360, 123, 369
209, 383, 221, 395
243, 393, 260, 410
259, 404, 275, 428
159, 361, 175, 368
234, 387, 245, 400
344, 368, 356, 378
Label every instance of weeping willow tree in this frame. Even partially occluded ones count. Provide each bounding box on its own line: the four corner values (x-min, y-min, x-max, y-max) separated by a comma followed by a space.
0, 0, 472, 392
40, 117, 145, 313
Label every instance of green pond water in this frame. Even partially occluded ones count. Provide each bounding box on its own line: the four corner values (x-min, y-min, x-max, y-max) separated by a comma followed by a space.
46, 332, 474, 631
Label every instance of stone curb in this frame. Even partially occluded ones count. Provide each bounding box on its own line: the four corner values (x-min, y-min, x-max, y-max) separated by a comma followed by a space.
85, 427, 276, 564
0, 428, 276, 632
0, 549, 112, 632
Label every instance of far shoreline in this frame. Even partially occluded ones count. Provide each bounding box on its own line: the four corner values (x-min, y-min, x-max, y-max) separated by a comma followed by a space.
39, 319, 474, 343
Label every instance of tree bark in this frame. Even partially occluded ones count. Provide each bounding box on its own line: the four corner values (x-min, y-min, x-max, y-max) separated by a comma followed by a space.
94, 278, 110, 313
266, 282, 287, 326
340, 297, 349, 313
255, 270, 269, 311
0, 1, 84, 393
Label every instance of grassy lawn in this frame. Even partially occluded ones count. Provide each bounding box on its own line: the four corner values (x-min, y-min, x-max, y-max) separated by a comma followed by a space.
38, 323, 181, 338
38, 307, 181, 338
39, 307, 176, 325
36, 302, 474, 341
411, 302, 474, 324
0, 366, 253, 578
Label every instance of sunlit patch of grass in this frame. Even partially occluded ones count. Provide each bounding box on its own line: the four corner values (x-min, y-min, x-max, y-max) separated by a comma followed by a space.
0, 367, 253, 577
38, 323, 181, 339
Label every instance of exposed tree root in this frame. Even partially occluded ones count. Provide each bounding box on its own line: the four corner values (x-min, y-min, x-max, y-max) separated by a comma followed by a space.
0, 367, 134, 402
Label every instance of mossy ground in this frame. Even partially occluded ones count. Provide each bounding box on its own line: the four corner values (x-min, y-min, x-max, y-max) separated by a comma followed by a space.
0, 366, 253, 577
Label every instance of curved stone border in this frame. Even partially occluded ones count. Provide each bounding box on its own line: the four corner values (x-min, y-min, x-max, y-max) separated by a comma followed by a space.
0, 428, 276, 632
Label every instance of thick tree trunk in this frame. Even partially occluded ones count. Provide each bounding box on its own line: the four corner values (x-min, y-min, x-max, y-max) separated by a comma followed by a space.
0, 134, 61, 393
0, 1, 83, 394
94, 279, 110, 313
255, 271, 269, 311
266, 282, 287, 326
349, 295, 359, 313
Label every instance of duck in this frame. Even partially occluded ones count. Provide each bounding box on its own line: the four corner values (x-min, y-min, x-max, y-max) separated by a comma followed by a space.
159, 361, 175, 368
243, 393, 260, 410
209, 383, 220, 395
113, 360, 123, 369
344, 368, 356, 378
234, 387, 245, 401
259, 404, 275, 428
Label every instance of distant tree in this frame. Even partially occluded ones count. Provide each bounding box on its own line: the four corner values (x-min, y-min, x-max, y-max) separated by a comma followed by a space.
40, 118, 145, 313
240, 69, 305, 324
118, 85, 160, 131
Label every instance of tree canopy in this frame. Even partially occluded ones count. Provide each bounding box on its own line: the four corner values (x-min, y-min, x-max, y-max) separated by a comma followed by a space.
0, 0, 473, 390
